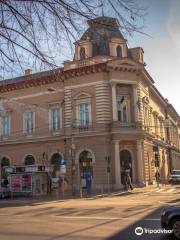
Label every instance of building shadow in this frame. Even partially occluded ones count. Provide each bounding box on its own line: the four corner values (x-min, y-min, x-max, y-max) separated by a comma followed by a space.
107, 198, 180, 240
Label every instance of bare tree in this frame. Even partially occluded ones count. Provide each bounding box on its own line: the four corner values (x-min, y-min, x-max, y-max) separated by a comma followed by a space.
0, 0, 146, 78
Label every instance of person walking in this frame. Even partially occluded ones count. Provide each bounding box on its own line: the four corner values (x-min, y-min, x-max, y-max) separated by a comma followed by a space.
155, 170, 160, 187
126, 172, 133, 190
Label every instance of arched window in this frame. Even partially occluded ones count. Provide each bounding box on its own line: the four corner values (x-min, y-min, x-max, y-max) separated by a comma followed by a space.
24, 155, 35, 165
80, 47, 86, 60
79, 150, 93, 178
50, 153, 62, 178
116, 45, 122, 58
1, 157, 10, 178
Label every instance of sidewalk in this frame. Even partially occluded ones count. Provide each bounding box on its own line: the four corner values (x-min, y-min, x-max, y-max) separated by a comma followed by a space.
0, 183, 177, 206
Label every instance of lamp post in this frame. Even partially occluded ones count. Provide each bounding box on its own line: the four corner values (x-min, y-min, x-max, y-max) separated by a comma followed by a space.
164, 118, 172, 174
71, 137, 76, 196
105, 155, 111, 195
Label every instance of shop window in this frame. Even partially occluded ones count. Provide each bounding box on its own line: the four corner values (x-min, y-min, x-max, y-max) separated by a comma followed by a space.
24, 155, 35, 165
116, 45, 122, 58
1, 157, 10, 178
117, 96, 130, 123
80, 47, 86, 60
1, 115, 10, 137
24, 111, 35, 134
51, 108, 61, 131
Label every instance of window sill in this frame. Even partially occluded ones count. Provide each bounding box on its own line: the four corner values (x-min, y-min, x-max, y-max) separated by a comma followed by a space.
24, 134, 34, 138
1, 136, 9, 140
51, 131, 61, 136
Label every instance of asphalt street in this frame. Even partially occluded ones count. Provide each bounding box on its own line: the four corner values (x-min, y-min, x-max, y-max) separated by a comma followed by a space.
0, 185, 179, 240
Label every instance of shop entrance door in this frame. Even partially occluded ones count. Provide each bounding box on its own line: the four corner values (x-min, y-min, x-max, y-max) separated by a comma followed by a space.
79, 151, 93, 188
120, 150, 132, 183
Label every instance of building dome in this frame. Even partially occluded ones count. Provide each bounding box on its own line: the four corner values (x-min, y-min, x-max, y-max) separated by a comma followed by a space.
80, 17, 125, 57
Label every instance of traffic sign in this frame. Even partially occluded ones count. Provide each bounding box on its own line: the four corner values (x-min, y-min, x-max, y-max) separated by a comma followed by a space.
59, 159, 67, 165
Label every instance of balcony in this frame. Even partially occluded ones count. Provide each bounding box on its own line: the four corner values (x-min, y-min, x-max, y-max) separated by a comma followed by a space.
111, 121, 142, 131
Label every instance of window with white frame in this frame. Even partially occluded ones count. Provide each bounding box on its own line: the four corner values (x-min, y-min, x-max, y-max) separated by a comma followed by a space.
51, 108, 61, 131
117, 96, 130, 123
24, 111, 35, 134
1, 114, 10, 137
78, 103, 90, 126
143, 105, 149, 127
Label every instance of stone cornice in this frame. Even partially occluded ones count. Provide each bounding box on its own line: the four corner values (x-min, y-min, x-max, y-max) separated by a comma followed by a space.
0, 63, 107, 93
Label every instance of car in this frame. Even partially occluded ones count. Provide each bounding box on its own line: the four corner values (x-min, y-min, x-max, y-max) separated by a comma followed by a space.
168, 170, 180, 184
161, 207, 180, 239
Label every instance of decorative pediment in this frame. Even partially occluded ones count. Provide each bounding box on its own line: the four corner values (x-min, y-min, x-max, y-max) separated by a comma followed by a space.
107, 58, 142, 74
113, 58, 140, 67
74, 92, 92, 100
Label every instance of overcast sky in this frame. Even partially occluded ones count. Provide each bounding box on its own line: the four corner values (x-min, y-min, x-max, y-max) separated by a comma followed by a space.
128, 0, 180, 114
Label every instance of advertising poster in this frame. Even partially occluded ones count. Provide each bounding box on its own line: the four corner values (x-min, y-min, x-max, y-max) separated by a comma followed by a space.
11, 175, 21, 192
22, 174, 32, 192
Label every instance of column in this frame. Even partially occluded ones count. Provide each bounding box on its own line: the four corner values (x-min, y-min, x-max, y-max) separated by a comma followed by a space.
133, 84, 138, 122
111, 82, 118, 121
113, 140, 122, 189
137, 140, 145, 185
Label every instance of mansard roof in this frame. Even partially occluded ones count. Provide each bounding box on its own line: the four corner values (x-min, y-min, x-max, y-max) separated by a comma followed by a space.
80, 17, 125, 57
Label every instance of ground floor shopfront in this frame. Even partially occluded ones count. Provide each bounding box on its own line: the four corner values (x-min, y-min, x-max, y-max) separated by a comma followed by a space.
0, 135, 178, 195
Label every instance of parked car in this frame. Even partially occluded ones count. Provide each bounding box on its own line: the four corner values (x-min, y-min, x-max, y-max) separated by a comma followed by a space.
161, 207, 180, 239
168, 170, 180, 184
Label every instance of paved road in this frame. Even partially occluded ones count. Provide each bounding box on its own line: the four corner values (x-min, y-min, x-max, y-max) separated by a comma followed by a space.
0, 185, 179, 240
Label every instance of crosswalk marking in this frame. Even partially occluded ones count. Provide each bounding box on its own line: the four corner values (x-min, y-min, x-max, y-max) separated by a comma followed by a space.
141, 188, 177, 195
166, 188, 175, 193
156, 189, 165, 192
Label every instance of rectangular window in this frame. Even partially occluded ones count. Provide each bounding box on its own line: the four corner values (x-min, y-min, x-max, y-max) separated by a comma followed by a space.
117, 96, 129, 123
79, 103, 89, 126
2, 115, 10, 137
25, 112, 34, 134
51, 108, 60, 131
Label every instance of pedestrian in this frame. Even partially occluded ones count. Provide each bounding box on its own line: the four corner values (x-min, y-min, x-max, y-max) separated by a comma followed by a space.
126, 173, 133, 190
155, 170, 160, 187
85, 171, 93, 197
122, 172, 128, 191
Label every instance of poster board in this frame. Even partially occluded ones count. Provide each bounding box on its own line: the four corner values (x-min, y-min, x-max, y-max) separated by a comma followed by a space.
11, 174, 32, 192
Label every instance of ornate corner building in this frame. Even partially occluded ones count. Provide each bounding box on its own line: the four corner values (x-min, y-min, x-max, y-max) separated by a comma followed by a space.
0, 17, 180, 190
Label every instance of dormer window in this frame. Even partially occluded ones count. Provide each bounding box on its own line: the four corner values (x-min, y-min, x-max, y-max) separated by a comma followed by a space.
80, 47, 86, 60
116, 45, 122, 58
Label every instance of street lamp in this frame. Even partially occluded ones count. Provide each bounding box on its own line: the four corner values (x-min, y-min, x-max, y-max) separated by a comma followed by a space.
164, 118, 172, 173
70, 139, 76, 196
105, 155, 111, 195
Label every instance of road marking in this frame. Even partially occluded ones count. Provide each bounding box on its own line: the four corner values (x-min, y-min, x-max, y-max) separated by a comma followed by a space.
165, 189, 175, 193
156, 189, 165, 192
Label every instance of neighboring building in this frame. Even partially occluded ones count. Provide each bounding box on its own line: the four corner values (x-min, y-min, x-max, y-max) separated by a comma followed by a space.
0, 17, 179, 191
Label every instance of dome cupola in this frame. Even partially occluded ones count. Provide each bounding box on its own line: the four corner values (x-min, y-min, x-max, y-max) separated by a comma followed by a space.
74, 17, 128, 61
